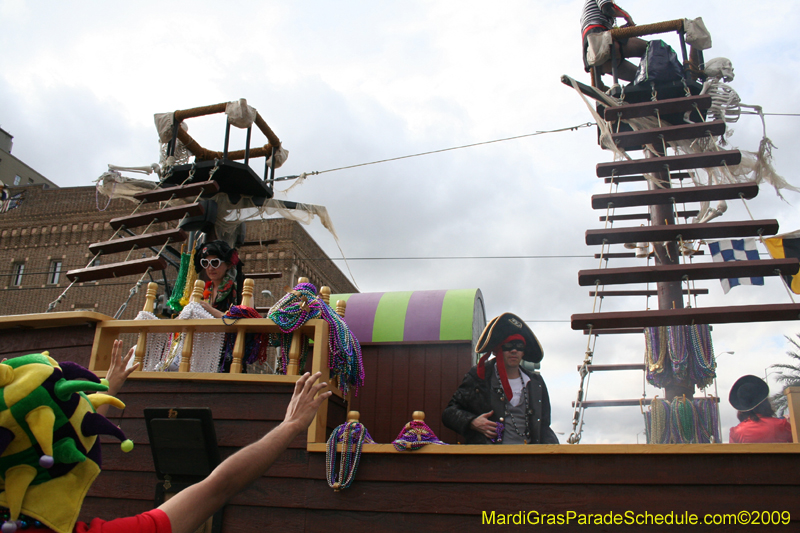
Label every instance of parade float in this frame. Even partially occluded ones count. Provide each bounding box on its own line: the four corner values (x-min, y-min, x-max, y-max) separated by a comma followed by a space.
1, 17, 799, 532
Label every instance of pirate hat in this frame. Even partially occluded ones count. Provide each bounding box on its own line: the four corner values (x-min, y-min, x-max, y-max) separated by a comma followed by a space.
729, 375, 770, 412
476, 312, 543, 363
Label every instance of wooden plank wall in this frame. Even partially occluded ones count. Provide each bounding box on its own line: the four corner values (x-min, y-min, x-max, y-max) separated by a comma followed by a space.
350, 342, 474, 444
0, 324, 95, 366
296, 449, 800, 532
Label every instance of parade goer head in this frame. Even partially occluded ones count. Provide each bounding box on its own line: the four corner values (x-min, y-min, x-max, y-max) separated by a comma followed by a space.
193, 240, 240, 277
474, 313, 543, 400
0, 354, 132, 533
730, 375, 774, 422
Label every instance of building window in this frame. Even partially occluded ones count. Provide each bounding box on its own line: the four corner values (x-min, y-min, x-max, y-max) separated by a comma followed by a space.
13, 175, 20, 185
11, 263, 24, 286
48, 260, 62, 284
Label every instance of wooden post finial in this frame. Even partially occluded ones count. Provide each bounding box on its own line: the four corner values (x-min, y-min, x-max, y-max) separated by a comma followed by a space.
134, 282, 159, 370
320, 286, 331, 305
190, 279, 205, 303
412, 411, 425, 421
335, 299, 347, 318
298, 276, 309, 284
347, 411, 360, 423
241, 278, 255, 308
143, 282, 158, 314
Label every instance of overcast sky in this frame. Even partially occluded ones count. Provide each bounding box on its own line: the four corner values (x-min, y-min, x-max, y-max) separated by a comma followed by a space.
2, 0, 800, 443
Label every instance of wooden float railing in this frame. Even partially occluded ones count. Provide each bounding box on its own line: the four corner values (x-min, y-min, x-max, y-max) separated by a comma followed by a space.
88, 276, 352, 443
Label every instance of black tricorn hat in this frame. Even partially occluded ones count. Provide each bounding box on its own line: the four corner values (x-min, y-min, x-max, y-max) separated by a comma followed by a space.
729, 375, 769, 412
475, 312, 543, 364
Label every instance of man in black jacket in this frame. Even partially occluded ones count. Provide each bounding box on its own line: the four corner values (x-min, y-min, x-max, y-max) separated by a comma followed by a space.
442, 313, 558, 444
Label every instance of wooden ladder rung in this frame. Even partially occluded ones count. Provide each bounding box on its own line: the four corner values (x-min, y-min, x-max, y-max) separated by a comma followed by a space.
244, 272, 283, 279
589, 289, 709, 297
585, 219, 779, 245
596, 150, 741, 178
599, 210, 699, 222
592, 182, 758, 209
572, 399, 654, 408
109, 203, 205, 230
604, 172, 690, 183
583, 328, 644, 335
603, 95, 712, 121
612, 120, 726, 150
239, 239, 279, 248
578, 364, 646, 372
89, 228, 187, 256
571, 303, 800, 330
66, 256, 167, 282
133, 181, 220, 203
578, 258, 799, 286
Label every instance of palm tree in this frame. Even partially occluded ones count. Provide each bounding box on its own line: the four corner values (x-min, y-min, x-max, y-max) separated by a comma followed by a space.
770, 334, 800, 416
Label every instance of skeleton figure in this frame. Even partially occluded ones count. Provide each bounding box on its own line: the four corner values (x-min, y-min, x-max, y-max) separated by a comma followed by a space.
700, 58, 741, 123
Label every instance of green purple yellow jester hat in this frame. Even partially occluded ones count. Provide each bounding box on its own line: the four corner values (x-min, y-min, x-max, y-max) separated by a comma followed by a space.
0, 353, 133, 533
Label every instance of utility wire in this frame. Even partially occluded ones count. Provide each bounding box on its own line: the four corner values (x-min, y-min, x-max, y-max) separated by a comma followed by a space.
276, 122, 596, 180
322, 255, 594, 261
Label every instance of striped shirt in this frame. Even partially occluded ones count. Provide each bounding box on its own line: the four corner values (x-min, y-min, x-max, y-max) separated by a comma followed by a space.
581, 0, 619, 37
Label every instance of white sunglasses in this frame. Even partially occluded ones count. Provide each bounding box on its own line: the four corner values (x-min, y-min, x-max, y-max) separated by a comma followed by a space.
200, 258, 224, 269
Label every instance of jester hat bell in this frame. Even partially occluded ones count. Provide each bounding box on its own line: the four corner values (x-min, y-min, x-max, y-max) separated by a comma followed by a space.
476, 312, 543, 364
729, 375, 770, 412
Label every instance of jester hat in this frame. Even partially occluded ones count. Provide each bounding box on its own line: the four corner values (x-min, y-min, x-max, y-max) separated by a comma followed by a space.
0, 353, 133, 533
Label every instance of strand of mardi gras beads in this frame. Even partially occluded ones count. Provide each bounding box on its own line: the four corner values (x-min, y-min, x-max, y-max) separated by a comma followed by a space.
649, 398, 669, 444
392, 420, 447, 451
326, 422, 374, 491
689, 324, 716, 387
645, 327, 671, 388
670, 396, 696, 443
269, 283, 364, 394
668, 326, 690, 383
694, 397, 721, 443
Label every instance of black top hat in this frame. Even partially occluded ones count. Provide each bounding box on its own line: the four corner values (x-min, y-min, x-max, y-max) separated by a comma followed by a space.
729, 375, 769, 412
475, 312, 543, 364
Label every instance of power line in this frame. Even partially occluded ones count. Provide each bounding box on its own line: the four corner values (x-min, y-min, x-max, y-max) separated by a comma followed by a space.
763, 113, 800, 117
280, 122, 596, 179
321, 255, 595, 261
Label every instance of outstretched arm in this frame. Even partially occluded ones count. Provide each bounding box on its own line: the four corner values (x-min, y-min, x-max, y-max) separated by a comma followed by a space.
159, 372, 332, 533
96, 339, 139, 416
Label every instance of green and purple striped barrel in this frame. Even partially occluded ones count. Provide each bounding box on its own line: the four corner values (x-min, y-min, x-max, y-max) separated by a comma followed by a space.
329, 289, 485, 349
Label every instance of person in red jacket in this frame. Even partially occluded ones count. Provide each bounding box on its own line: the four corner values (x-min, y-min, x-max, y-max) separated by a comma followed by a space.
728, 375, 792, 444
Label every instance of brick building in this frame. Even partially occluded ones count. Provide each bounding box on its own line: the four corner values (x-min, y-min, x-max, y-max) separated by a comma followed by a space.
0, 185, 357, 318
0, 128, 58, 190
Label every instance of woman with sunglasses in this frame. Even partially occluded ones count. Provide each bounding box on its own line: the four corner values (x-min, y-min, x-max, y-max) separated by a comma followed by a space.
193, 240, 244, 319
442, 312, 559, 445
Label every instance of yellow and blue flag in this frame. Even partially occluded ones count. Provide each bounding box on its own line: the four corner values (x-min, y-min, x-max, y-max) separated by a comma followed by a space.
764, 231, 800, 295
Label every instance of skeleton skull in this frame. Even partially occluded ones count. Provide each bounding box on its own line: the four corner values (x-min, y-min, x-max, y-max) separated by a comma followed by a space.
704, 57, 735, 82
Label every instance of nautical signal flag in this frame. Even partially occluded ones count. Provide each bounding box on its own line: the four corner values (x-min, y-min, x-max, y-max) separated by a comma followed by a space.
764, 231, 800, 294
708, 238, 764, 294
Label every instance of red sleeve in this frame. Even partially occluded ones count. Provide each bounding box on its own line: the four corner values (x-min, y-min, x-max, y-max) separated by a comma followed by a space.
74, 510, 171, 533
